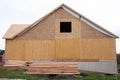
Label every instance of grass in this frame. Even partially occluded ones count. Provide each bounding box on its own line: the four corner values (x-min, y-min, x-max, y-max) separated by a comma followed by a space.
0, 70, 119, 80
0, 70, 43, 80
0, 64, 120, 80
117, 63, 120, 69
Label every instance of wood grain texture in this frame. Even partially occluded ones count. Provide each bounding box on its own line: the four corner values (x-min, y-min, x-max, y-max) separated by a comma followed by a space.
54, 8, 81, 39
55, 18, 80, 39
15, 11, 56, 40
56, 39, 80, 61
81, 21, 111, 39
5, 40, 24, 60
4, 8, 116, 62
80, 39, 116, 61
26, 63, 80, 74
24, 40, 55, 60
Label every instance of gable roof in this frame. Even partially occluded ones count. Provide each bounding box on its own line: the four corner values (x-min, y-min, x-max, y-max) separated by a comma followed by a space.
3, 4, 119, 39
3, 24, 30, 39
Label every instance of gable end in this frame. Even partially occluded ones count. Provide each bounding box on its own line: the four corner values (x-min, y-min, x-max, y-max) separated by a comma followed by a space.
3, 4, 118, 39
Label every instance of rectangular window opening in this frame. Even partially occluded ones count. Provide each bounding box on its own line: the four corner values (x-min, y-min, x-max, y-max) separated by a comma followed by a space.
60, 22, 71, 33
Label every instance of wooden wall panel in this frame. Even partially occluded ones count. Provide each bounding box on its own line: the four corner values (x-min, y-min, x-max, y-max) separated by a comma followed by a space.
5, 39, 115, 61
25, 40, 33, 60
56, 39, 80, 61
5, 40, 24, 60
100, 39, 116, 61
81, 21, 111, 39
55, 18, 80, 39
47, 40, 56, 60
5, 40, 55, 60
5, 40, 13, 60
18, 40, 25, 60
15, 11, 55, 40
55, 8, 80, 39
80, 39, 116, 61
24, 40, 55, 60
5, 7, 116, 62
32, 41, 40, 60
38, 40, 55, 60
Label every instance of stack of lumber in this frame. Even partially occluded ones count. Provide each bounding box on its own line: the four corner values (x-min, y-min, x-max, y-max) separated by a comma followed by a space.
25, 63, 80, 75
4, 60, 27, 70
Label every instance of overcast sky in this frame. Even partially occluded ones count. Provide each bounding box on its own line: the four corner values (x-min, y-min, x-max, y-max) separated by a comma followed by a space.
0, 0, 120, 53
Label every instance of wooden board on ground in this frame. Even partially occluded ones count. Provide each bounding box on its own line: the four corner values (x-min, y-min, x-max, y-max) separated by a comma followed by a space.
4, 60, 27, 70
26, 63, 80, 75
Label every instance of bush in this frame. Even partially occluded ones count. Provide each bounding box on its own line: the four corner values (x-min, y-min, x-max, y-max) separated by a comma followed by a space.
117, 54, 120, 64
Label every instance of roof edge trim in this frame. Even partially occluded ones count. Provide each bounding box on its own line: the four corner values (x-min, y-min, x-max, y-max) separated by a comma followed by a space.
81, 17, 114, 37
62, 6, 79, 18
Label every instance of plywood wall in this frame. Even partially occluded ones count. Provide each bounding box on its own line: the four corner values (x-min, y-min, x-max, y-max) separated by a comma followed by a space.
5, 38, 116, 61
15, 11, 56, 40
55, 18, 80, 39
5, 40, 25, 60
5, 40, 55, 60
81, 21, 111, 39
56, 39, 80, 61
5, 7, 116, 62
80, 39, 116, 61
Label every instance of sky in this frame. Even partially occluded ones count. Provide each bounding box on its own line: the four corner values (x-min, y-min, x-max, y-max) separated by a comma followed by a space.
0, 0, 120, 53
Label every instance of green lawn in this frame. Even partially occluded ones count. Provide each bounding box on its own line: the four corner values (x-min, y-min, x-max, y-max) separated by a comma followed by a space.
0, 64, 120, 80
117, 63, 120, 69
0, 70, 43, 80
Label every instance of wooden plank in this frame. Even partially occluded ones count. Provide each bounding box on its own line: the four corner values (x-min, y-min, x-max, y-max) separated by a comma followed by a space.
4, 60, 27, 70
25, 72, 80, 75
26, 63, 79, 75
6, 60, 26, 64
29, 63, 78, 67
4, 64, 25, 67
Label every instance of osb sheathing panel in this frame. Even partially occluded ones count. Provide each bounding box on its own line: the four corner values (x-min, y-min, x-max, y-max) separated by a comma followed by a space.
24, 40, 55, 60
5, 40, 55, 60
15, 8, 79, 40
55, 8, 80, 39
5, 40, 25, 60
80, 39, 116, 61
5, 8, 116, 61
55, 18, 80, 39
32, 40, 55, 60
5, 39, 116, 61
24, 40, 33, 60
56, 39, 80, 61
55, 8, 75, 18
15, 12, 55, 40
81, 21, 111, 39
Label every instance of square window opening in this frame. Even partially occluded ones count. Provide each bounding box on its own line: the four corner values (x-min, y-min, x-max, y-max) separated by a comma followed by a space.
60, 22, 71, 33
